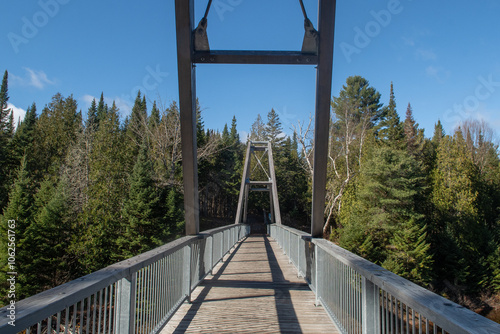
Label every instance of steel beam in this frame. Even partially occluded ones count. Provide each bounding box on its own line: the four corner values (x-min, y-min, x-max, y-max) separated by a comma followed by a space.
175, 0, 199, 235
194, 50, 318, 65
311, 0, 336, 237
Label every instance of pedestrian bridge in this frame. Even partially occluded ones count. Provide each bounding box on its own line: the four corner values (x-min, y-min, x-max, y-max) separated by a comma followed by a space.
1, 223, 499, 334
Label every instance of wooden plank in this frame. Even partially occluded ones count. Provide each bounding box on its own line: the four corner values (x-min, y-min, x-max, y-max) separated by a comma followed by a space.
162, 236, 339, 333
193, 50, 318, 65
311, 0, 337, 238
175, 0, 199, 235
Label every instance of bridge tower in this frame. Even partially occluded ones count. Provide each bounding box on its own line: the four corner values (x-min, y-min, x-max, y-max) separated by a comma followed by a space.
235, 141, 281, 227
174, 0, 336, 237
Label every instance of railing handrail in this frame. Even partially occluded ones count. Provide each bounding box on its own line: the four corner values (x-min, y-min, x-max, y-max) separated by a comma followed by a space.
269, 224, 500, 334
312, 238, 498, 334
0, 223, 246, 331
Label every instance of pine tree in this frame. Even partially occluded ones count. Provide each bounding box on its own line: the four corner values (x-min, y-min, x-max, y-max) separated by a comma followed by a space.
327, 76, 383, 234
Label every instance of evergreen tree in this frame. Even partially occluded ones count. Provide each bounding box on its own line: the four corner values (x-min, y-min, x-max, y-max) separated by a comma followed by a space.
87, 98, 98, 132
11, 103, 37, 167
78, 103, 126, 272
404, 103, 417, 148
432, 120, 445, 147
430, 131, 492, 291
21, 178, 73, 297
230, 115, 239, 144
0, 156, 35, 302
378, 82, 404, 146
0, 70, 14, 211
250, 114, 265, 141
96, 92, 108, 124
326, 76, 383, 234
119, 141, 166, 258
149, 101, 160, 128
32, 94, 81, 179
264, 108, 284, 148
339, 146, 431, 283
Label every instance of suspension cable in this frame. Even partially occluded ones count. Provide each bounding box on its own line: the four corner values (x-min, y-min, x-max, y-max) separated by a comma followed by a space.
299, 0, 308, 20
203, 0, 213, 20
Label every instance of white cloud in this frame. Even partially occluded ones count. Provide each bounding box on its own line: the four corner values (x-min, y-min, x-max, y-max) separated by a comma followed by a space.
416, 48, 437, 61
7, 103, 26, 129
425, 66, 450, 83
10, 68, 55, 90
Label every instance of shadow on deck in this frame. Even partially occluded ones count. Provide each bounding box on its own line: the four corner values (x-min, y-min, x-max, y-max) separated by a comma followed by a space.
162, 235, 339, 333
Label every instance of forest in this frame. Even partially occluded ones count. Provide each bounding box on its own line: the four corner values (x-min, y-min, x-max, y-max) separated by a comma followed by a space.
0, 70, 499, 319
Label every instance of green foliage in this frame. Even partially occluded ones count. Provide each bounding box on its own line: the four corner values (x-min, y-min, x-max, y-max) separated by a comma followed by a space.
119, 142, 166, 258
0, 70, 14, 211
339, 146, 432, 283
0, 157, 36, 302
378, 82, 404, 146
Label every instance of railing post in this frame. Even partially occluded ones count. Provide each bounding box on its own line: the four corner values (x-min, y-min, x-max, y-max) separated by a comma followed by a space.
362, 277, 378, 334
115, 274, 137, 334
183, 245, 192, 303
314, 243, 322, 306
209, 234, 214, 275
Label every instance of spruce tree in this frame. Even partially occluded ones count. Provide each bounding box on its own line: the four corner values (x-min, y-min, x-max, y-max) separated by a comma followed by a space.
119, 142, 165, 258
96, 92, 108, 124
0, 70, 13, 211
0, 156, 35, 303
21, 178, 72, 297
86, 98, 98, 132
78, 103, 126, 272
264, 108, 284, 148
378, 82, 404, 146
339, 146, 431, 281
430, 131, 491, 290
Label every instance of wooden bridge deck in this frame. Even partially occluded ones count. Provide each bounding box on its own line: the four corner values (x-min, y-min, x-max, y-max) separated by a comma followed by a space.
162, 235, 339, 333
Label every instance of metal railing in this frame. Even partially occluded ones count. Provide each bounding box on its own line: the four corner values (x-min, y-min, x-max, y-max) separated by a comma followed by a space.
0, 224, 250, 334
268, 224, 500, 334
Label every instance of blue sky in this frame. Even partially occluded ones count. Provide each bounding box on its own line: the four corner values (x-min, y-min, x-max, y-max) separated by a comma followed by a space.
2, 0, 500, 139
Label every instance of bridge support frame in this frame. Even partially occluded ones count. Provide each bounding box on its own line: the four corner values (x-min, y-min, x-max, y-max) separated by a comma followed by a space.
174, 0, 336, 237
235, 141, 281, 225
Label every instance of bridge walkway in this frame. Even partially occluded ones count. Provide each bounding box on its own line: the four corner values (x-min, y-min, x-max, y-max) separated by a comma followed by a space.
163, 235, 339, 333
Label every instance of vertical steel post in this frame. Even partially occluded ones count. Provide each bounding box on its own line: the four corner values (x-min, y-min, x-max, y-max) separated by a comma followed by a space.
311, 0, 336, 237
175, 0, 199, 235
183, 245, 192, 303
115, 274, 137, 334
267, 142, 282, 225
362, 277, 378, 334
235, 142, 252, 224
